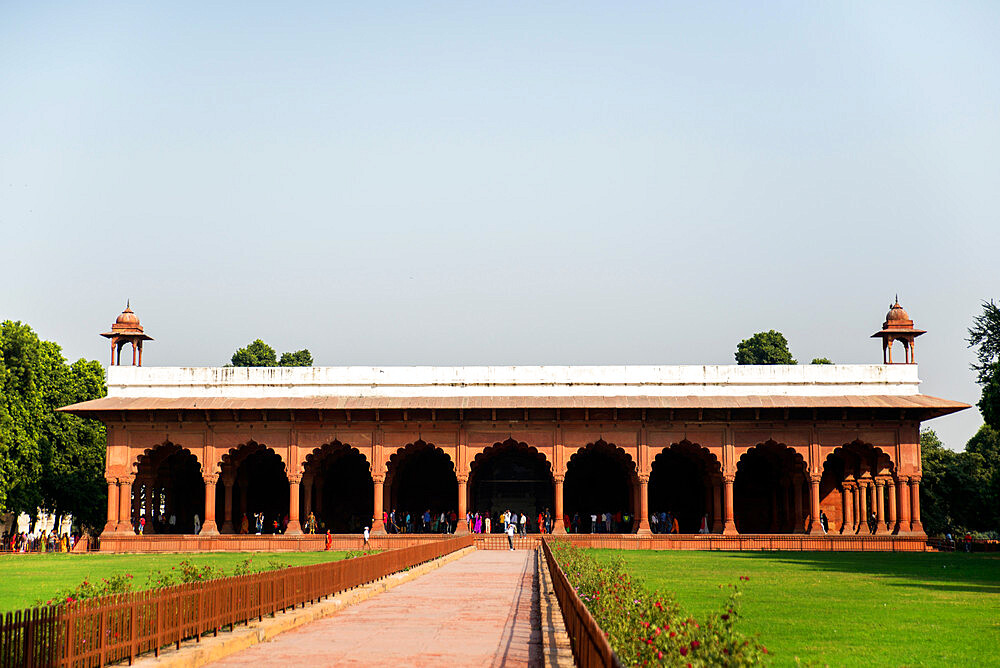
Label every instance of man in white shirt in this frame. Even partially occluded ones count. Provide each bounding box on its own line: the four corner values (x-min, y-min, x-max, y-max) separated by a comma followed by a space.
506, 521, 516, 550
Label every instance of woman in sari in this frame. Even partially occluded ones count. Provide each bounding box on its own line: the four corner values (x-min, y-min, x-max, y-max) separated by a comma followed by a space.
239, 513, 249, 534
474, 513, 482, 533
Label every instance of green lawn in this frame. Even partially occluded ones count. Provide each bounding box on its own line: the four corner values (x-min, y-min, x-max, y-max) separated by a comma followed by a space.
589, 549, 1000, 667
0, 551, 349, 612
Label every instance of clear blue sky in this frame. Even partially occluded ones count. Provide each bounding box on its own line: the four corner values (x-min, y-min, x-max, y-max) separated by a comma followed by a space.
2, 2, 997, 449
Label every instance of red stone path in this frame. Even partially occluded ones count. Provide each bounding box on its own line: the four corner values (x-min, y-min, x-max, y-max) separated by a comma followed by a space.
209, 550, 541, 667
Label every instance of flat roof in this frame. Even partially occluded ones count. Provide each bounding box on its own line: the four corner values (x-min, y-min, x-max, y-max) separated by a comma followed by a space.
58, 364, 969, 419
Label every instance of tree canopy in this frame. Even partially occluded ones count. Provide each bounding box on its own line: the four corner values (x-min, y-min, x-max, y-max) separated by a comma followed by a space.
735, 330, 797, 365
811, 357, 833, 365
969, 299, 1000, 429
920, 426, 1000, 536
231, 340, 314, 367
0, 321, 107, 530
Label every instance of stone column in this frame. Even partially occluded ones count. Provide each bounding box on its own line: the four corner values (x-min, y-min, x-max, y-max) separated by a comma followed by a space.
858, 481, 869, 532
792, 474, 804, 533
221, 477, 235, 533
117, 477, 134, 533
874, 478, 887, 535
722, 475, 737, 535
104, 477, 119, 534
806, 474, 822, 534
841, 483, 853, 534
553, 475, 567, 533
897, 476, 911, 533
201, 474, 219, 535
887, 478, 898, 534
637, 475, 651, 535
372, 476, 386, 534
909, 476, 924, 535
286, 475, 302, 534
456, 476, 469, 533
712, 477, 723, 533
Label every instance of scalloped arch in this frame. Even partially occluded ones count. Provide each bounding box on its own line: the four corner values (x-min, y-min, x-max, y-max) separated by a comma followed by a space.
651, 440, 722, 476
567, 439, 638, 478
470, 438, 553, 476
736, 440, 807, 475
133, 441, 202, 476
384, 440, 455, 477
216, 440, 287, 476
303, 440, 371, 476
823, 441, 895, 477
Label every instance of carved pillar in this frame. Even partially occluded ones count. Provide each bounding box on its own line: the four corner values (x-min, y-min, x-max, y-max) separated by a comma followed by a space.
712, 477, 723, 533
841, 482, 854, 534
722, 474, 737, 535
104, 477, 119, 534
117, 477, 134, 533
874, 478, 887, 535
637, 475, 651, 535
553, 475, 566, 533
201, 474, 219, 535
808, 474, 823, 534
286, 475, 302, 534
792, 474, 804, 533
909, 476, 924, 534
372, 475, 386, 534
858, 480, 869, 532
897, 475, 911, 533
887, 478, 897, 534
456, 476, 469, 533
221, 477, 235, 533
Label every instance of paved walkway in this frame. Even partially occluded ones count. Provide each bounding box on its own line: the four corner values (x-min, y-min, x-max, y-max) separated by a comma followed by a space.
209, 550, 542, 667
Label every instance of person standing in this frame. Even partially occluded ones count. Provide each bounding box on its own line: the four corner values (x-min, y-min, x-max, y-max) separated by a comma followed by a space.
193, 513, 201, 535
519, 512, 527, 536
325, 530, 332, 551
363, 526, 370, 547
506, 520, 516, 551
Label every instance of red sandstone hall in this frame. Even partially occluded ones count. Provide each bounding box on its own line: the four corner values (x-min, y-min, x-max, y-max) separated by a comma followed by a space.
61, 302, 968, 552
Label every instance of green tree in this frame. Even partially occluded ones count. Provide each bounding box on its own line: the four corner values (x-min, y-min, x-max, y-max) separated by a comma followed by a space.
279, 349, 313, 366
965, 424, 1000, 531
735, 330, 796, 365
969, 300, 1000, 429
920, 427, 997, 535
231, 339, 278, 367
0, 321, 107, 531
811, 357, 833, 364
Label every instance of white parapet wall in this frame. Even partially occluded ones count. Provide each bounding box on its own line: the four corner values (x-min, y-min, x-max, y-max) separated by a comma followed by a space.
106, 365, 922, 399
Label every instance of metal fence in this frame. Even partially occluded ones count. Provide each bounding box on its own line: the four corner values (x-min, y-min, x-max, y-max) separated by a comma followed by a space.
540, 538, 623, 668
0, 535, 473, 668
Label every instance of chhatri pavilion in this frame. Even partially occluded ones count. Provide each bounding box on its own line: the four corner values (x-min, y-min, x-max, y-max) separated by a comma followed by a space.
62, 302, 968, 551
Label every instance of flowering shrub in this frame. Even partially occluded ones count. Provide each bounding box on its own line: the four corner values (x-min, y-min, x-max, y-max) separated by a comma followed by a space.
41, 557, 288, 605
549, 541, 769, 666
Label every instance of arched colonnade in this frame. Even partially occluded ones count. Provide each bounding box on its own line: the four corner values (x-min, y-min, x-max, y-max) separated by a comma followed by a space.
105, 438, 924, 536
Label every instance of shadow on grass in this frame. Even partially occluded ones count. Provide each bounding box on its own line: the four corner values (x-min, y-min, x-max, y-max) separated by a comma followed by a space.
721, 551, 1000, 594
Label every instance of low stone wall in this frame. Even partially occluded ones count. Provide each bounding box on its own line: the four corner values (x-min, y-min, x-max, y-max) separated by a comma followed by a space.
98, 532, 933, 553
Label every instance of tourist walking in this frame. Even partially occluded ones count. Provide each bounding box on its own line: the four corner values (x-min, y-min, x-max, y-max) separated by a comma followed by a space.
699, 514, 710, 533
506, 521, 516, 550
363, 526, 370, 547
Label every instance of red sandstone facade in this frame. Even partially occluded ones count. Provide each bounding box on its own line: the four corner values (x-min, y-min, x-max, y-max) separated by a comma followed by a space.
63, 303, 968, 550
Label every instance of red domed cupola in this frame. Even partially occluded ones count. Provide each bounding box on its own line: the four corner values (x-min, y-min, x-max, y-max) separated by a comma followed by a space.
872, 297, 925, 364
101, 301, 153, 366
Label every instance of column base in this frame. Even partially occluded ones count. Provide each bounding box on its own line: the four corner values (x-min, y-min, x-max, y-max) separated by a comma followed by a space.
722, 522, 738, 536
371, 519, 387, 534
552, 520, 567, 534
221, 522, 234, 534
285, 521, 302, 535
200, 521, 219, 536
808, 524, 825, 535
115, 522, 134, 534
455, 520, 469, 534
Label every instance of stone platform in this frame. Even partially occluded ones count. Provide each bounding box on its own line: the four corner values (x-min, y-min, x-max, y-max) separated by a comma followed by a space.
97, 532, 934, 553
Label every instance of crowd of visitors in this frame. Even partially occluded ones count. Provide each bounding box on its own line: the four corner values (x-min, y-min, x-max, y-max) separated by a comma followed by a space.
1, 530, 78, 553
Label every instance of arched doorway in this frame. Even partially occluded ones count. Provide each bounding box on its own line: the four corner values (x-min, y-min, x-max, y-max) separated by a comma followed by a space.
386, 441, 457, 532
135, 443, 204, 534
822, 442, 895, 534
223, 443, 289, 534
564, 441, 637, 533
648, 441, 721, 533
734, 441, 807, 534
303, 442, 373, 533
469, 439, 554, 532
